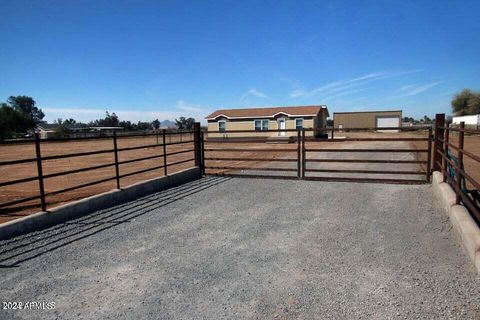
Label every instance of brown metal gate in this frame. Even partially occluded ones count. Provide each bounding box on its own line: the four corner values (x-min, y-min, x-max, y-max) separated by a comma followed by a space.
202, 126, 432, 184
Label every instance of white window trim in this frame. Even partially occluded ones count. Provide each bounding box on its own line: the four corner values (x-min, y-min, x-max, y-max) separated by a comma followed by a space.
295, 118, 304, 130
218, 120, 226, 132
253, 119, 269, 131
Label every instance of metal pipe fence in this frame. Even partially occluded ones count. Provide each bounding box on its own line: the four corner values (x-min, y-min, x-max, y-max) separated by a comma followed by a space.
2, 116, 479, 225
0, 126, 202, 213
434, 114, 480, 222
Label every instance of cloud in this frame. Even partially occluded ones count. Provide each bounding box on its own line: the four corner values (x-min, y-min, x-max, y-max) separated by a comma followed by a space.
42, 107, 105, 115
322, 87, 373, 101
386, 81, 442, 100
289, 89, 306, 98
289, 69, 424, 99
43, 107, 181, 122
174, 100, 203, 112
240, 88, 269, 102
42, 100, 211, 124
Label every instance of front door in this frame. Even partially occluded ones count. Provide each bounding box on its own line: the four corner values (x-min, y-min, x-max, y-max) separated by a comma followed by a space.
278, 119, 286, 136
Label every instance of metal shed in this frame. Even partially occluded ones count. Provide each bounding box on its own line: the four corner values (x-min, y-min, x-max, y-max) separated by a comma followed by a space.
333, 110, 402, 130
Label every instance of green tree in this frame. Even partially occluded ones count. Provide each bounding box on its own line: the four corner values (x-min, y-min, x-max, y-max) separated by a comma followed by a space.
54, 118, 78, 134
63, 118, 77, 125
118, 120, 134, 131
0, 104, 35, 139
175, 117, 195, 130
451, 89, 480, 116
151, 119, 161, 130
7, 96, 44, 123
136, 121, 151, 130
89, 111, 120, 127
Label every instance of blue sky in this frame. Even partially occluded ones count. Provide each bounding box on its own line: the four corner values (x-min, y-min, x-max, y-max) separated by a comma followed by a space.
1, 0, 479, 123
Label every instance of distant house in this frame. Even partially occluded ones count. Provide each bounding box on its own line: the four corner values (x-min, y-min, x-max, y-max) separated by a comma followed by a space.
36, 123, 58, 139
36, 123, 123, 139
36, 123, 85, 139
452, 114, 480, 128
205, 105, 329, 138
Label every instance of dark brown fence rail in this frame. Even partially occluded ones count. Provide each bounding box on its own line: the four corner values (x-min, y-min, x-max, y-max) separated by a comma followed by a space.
0, 126, 201, 214
433, 114, 480, 223
303, 127, 431, 184
203, 130, 302, 180
0, 129, 194, 145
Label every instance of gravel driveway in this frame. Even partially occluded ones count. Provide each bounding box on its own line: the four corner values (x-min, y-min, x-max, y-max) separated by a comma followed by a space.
1, 176, 479, 319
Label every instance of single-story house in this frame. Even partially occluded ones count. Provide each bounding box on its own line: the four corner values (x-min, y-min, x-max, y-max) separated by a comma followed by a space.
333, 110, 402, 131
36, 124, 124, 139
205, 105, 329, 138
36, 123, 86, 139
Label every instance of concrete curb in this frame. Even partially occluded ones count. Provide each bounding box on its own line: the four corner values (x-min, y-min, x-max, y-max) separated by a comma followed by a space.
432, 171, 480, 274
0, 167, 201, 240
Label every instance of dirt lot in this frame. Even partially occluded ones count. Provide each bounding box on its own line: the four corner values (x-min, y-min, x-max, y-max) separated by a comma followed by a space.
0, 133, 195, 223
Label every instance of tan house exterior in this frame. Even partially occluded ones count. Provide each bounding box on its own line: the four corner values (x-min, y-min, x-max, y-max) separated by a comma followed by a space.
333, 110, 402, 130
205, 105, 329, 138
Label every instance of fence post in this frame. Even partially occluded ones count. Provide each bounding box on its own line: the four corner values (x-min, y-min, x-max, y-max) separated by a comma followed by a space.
442, 122, 450, 182
301, 128, 306, 178
193, 122, 201, 167
331, 127, 334, 140
297, 130, 301, 178
432, 113, 445, 172
162, 129, 168, 176
426, 126, 432, 182
34, 133, 47, 211
113, 132, 120, 189
455, 122, 465, 205
200, 131, 205, 175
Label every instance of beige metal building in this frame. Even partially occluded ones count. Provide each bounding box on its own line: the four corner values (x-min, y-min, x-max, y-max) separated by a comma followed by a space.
205, 105, 329, 138
333, 110, 402, 130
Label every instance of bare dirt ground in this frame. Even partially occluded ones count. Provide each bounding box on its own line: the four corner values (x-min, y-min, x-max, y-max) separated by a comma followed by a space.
0, 133, 195, 223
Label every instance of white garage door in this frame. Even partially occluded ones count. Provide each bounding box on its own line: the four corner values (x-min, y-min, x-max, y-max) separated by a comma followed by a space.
376, 117, 399, 132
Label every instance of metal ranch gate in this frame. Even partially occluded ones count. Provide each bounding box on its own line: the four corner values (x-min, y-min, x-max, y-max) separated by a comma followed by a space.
201, 126, 432, 184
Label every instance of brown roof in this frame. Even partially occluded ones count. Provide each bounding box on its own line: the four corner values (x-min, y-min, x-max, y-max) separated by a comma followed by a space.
205, 105, 327, 119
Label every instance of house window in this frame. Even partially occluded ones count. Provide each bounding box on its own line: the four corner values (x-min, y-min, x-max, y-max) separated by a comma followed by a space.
295, 118, 304, 130
254, 119, 269, 131
218, 121, 226, 132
